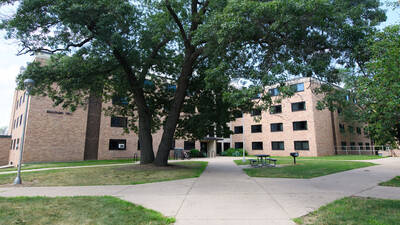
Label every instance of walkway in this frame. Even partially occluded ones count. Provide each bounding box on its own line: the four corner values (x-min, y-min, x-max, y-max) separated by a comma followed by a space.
0, 157, 399, 225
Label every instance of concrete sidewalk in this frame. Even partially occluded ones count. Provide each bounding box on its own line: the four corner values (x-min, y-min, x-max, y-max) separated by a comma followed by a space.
0, 157, 399, 225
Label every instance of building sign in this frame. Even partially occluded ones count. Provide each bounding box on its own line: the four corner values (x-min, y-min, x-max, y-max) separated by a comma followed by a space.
46, 110, 72, 115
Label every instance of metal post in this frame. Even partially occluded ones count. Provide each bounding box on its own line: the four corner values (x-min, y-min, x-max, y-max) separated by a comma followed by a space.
242, 112, 246, 162
14, 79, 34, 185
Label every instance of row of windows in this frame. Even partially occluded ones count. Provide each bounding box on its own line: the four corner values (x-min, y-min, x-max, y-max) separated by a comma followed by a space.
235, 101, 306, 119
15, 93, 27, 110
234, 121, 308, 134
340, 142, 371, 150
10, 139, 20, 150
269, 83, 305, 96
339, 124, 365, 136
234, 141, 310, 151
12, 114, 24, 130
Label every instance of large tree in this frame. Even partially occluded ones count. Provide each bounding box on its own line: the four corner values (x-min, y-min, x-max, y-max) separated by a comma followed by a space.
317, 25, 400, 146
0, 0, 385, 165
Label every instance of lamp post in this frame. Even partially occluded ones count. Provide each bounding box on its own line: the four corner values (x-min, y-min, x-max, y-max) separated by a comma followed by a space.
14, 79, 35, 185
242, 112, 246, 162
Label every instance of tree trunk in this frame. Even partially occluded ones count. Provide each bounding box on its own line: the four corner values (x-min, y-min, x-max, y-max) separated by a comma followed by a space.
138, 111, 155, 164
154, 56, 194, 166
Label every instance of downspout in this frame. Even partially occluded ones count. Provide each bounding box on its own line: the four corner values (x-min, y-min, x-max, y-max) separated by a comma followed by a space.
330, 111, 338, 155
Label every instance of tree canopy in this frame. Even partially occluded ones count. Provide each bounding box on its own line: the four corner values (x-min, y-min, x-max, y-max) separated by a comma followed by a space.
0, 0, 386, 165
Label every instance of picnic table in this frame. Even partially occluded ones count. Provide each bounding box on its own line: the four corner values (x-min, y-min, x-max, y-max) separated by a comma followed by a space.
249, 154, 277, 167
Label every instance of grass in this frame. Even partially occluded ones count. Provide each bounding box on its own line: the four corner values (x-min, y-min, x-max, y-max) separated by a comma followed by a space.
235, 158, 375, 178
380, 176, 400, 187
0, 161, 208, 186
0, 159, 137, 172
294, 197, 400, 225
243, 155, 385, 161
0, 196, 175, 225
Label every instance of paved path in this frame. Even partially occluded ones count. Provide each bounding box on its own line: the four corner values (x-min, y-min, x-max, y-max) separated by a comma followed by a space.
0, 157, 399, 225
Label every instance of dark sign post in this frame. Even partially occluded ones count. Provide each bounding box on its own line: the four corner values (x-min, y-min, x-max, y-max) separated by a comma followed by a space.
290, 152, 299, 165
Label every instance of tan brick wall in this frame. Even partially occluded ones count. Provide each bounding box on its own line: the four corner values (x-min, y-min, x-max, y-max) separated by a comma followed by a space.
0, 136, 11, 165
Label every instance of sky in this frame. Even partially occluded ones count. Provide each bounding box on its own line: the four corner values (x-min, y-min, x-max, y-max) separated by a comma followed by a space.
0, 2, 399, 130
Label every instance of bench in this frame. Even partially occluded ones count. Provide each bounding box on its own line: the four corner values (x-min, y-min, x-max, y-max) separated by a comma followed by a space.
249, 159, 258, 168
266, 158, 277, 167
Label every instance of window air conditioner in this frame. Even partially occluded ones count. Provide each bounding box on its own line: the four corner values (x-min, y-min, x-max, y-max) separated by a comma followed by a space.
118, 143, 125, 149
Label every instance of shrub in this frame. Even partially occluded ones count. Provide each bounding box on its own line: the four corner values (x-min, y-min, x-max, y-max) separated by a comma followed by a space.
221, 148, 247, 156
190, 149, 202, 158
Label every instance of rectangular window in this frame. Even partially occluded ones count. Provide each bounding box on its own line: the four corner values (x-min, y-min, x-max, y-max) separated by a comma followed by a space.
348, 126, 354, 134
109, 139, 126, 150
350, 142, 355, 150
365, 143, 370, 150
137, 140, 140, 150
252, 142, 263, 150
16, 118, 19, 128
341, 142, 347, 150
270, 105, 282, 114
291, 102, 306, 112
271, 141, 284, 150
234, 142, 243, 149
19, 114, 23, 126
12, 139, 15, 150
233, 111, 242, 118
16, 139, 20, 150
356, 127, 362, 135
293, 121, 307, 131
269, 88, 279, 96
290, 83, 304, 92
112, 96, 129, 105
184, 141, 195, 150
111, 116, 128, 128
251, 125, 262, 133
251, 109, 261, 116
294, 141, 309, 150
358, 142, 363, 150
270, 123, 283, 132
339, 124, 345, 133
234, 126, 243, 134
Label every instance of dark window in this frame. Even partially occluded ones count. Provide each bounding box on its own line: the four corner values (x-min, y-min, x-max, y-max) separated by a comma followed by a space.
350, 142, 355, 150
234, 142, 243, 149
269, 88, 279, 96
294, 141, 309, 150
137, 140, 140, 150
234, 126, 243, 134
339, 124, 345, 133
10, 140, 13, 150
12, 139, 15, 150
19, 115, 23, 126
290, 83, 304, 92
270, 123, 283, 132
365, 143, 370, 150
348, 126, 354, 134
252, 142, 263, 150
16, 118, 19, 128
356, 127, 362, 135
293, 121, 307, 131
233, 111, 242, 118
341, 142, 347, 150
16, 139, 20, 150
184, 141, 195, 150
224, 143, 231, 150
337, 108, 342, 114
251, 109, 261, 116
291, 102, 306, 111
109, 139, 126, 150
251, 125, 262, 133
111, 117, 127, 128
270, 105, 282, 114
112, 96, 128, 105
358, 142, 363, 150
271, 141, 284, 150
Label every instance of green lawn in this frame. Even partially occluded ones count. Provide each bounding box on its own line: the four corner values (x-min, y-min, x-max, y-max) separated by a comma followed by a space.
0, 161, 208, 186
0, 159, 137, 172
380, 176, 400, 187
294, 197, 400, 225
235, 158, 375, 178
0, 196, 174, 225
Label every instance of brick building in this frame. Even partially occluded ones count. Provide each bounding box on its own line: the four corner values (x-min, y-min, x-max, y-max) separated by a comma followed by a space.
4, 58, 371, 165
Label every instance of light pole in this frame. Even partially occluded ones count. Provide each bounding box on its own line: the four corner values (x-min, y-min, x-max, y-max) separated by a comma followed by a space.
14, 79, 35, 185
242, 112, 246, 162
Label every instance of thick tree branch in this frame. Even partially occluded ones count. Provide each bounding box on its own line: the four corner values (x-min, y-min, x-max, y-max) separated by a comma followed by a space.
165, 0, 190, 48
138, 37, 171, 81
17, 37, 93, 56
